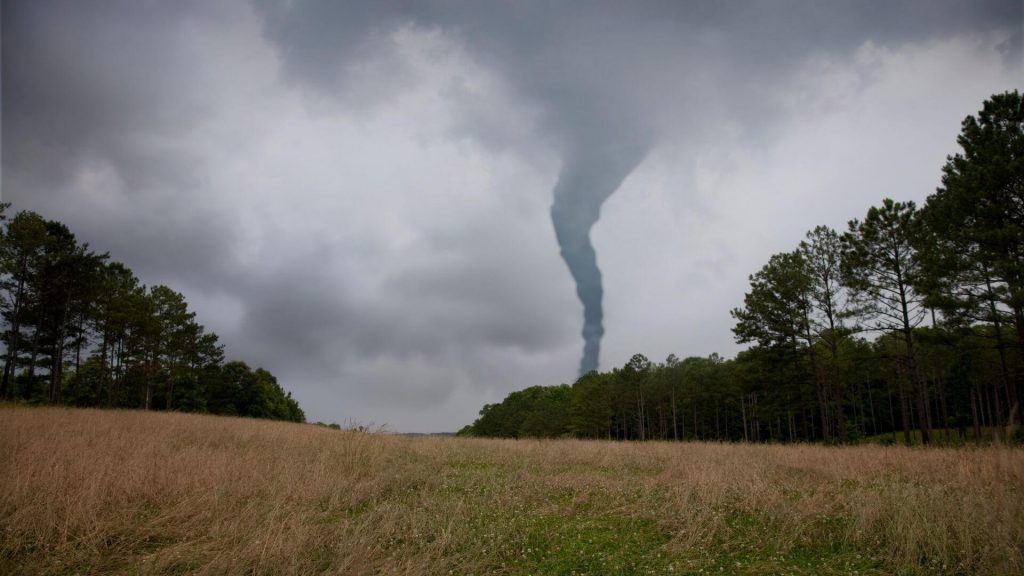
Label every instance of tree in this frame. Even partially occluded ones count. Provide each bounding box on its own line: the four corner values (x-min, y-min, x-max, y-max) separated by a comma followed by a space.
842, 199, 931, 444
569, 371, 614, 438
463, 385, 571, 438
518, 385, 571, 438
919, 90, 1023, 426
731, 251, 824, 439
32, 221, 106, 402
800, 225, 854, 442
147, 285, 197, 409
0, 207, 304, 422
88, 262, 140, 403
621, 354, 652, 440
0, 210, 49, 398
731, 251, 812, 351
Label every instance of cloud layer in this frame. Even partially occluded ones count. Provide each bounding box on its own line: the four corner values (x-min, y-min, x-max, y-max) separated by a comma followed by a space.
3, 0, 1021, 430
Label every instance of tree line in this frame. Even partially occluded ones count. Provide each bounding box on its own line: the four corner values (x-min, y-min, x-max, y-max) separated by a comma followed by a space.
0, 207, 305, 422
460, 91, 1022, 445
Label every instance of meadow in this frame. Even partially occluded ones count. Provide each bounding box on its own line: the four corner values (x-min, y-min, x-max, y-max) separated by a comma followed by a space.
2, 406, 1022, 575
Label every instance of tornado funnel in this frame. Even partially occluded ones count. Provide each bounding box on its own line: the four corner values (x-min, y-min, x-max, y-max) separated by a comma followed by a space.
551, 143, 649, 376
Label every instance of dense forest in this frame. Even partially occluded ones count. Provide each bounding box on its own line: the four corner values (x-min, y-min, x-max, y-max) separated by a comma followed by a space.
461, 91, 1023, 446
0, 207, 305, 422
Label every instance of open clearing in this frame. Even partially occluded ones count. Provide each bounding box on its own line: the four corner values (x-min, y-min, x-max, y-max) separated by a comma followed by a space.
2, 407, 1022, 575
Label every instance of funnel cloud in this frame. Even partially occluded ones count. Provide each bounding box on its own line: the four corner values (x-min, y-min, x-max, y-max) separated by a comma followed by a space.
552, 143, 650, 375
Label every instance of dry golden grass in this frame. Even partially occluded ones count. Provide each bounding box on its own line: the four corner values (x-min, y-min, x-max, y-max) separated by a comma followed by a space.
2, 406, 1022, 575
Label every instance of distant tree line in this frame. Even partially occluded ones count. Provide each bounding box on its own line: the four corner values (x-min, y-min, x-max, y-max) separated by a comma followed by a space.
460, 91, 1022, 446
0, 207, 304, 422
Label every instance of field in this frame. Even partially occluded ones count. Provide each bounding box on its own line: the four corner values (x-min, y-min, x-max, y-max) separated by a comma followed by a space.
2, 407, 1023, 575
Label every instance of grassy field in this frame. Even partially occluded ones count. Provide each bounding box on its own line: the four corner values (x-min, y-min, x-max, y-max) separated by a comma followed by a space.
2, 407, 1022, 575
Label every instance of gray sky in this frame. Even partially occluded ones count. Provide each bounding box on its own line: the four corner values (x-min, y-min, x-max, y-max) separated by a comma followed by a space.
3, 0, 1021, 431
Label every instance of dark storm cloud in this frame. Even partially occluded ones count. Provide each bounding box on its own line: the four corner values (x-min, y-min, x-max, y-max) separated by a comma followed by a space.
4, 1, 222, 180
255, 0, 1021, 373
257, 0, 1019, 144
383, 246, 570, 356
2, 0, 1019, 430
2, 0, 239, 285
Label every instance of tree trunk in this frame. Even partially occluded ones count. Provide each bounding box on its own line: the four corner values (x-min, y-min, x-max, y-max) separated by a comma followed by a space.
990, 378, 1003, 442
987, 284, 1017, 425
937, 375, 950, 444
832, 370, 847, 443
74, 314, 85, 373
1, 278, 27, 399
899, 386, 912, 446
971, 387, 982, 445
741, 394, 748, 442
636, 390, 645, 441
671, 388, 679, 441
808, 345, 830, 442
903, 333, 931, 445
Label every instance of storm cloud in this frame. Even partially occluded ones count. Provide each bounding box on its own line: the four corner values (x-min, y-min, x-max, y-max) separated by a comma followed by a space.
254, 0, 1019, 375
3, 0, 1020, 430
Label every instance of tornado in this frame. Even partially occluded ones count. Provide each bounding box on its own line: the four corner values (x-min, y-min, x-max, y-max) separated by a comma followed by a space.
551, 142, 649, 376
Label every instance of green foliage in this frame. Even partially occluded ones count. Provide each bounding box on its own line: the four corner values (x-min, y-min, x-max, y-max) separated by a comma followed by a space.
842, 198, 926, 334
922, 90, 1023, 330
465, 385, 572, 438
0, 206, 305, 423
465, 353, 752, 442
731, 250, 811, 350
568, 371, 614, 437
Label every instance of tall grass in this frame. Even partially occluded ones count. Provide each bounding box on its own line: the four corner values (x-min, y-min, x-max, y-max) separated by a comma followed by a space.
2, 406, 1022, 575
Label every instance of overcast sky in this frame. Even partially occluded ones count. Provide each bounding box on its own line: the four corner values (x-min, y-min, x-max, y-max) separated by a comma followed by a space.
3, 1, 1021, 431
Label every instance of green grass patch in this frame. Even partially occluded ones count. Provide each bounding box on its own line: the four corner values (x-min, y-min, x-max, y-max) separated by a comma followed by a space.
674, 511, 888, 576
463, 511, 674, 575
688, 542, 886, 576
